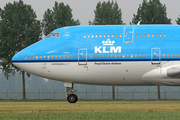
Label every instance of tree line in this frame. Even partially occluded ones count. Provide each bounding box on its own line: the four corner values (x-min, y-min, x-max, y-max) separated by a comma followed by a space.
0, 0, 179, 99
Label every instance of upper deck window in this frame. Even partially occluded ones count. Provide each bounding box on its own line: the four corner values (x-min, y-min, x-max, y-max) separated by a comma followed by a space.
47, 32, 60, 37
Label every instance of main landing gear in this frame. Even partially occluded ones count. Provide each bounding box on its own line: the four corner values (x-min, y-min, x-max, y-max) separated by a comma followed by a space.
65, 83, 78, 103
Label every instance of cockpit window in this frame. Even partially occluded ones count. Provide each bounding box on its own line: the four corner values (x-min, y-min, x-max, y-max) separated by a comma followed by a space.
46, 32, 60, 37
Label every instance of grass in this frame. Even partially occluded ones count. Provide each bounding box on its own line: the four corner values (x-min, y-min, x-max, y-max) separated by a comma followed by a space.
0, 112, 180, 120
0, 100, 180, 119
0, 100, 180, 113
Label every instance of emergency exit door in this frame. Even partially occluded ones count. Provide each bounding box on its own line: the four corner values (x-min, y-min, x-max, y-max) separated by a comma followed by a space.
78, 49, 87, 65
123, 27, 134, 43
151, 48, 161, 64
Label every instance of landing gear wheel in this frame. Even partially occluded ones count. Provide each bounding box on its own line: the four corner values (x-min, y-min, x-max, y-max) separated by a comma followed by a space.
67, 94, 78, 103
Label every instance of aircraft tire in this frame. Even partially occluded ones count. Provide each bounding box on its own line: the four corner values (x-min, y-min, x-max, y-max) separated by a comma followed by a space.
67, 94, 78, 103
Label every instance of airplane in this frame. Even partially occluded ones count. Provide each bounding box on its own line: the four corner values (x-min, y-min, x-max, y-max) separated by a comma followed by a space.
12, 25, 180, 103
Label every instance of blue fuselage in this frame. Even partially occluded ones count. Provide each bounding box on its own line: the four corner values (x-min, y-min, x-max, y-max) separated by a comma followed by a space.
12, 25, 180, 63
11, 25, 180, 86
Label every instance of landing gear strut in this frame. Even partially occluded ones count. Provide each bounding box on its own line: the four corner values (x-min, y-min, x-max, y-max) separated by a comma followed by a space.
65, 84, 78, 103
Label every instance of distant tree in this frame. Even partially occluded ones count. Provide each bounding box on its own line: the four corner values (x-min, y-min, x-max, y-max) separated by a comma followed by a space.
42, 1, 80, 36
176, 15, 180, 25
131, 0, 171, 24
89, 0, 123, 25
0, 0, 42, 99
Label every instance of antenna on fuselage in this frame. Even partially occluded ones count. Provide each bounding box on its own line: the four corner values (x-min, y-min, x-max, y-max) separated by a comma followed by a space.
137, 20, 141, 25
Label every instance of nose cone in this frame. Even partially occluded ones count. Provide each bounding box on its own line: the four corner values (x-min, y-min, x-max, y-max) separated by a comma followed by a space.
12, 52, 20, 68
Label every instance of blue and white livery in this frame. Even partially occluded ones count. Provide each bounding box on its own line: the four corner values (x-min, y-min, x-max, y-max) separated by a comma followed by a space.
12, 25, 180, 103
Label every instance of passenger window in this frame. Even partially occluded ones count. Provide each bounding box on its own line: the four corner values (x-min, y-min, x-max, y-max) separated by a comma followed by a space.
36, 56, 38, 59
43, 56, 46, 59
91, 35, 94, 38
152, 34, 154, 37
164, 34, 166, 37
51, 56, 53, 59
135, 34, 138, 37
32, 56, 34, 59
140, 34, 142, 37
163, 54, 165, 58
24, 56, 26, 59
103, 34, 106, 37
67, 56, 69, 59
99, 35, 102, 38
143, 34, 146, 37
94, 55, 97, 58
160, 34, 162, 37
115, 34, 118, 37
120, 34, 122, 37
171, 54, 173, 58
156, 34, 158, 37
87, 35, 90, 38
40, 56, 42, 59
107, 34, 110, 37
71, 55, 73, 59
167, 54, 169, 58
98, 55, 101, 58
139, 55, 141, 58
127, 55, 129, 58
111, 34, 114, 37
106, 55, 109, 58
118, 55, 121, 58
103, 55, 105, 58
135, 55, 137, 58
123, 55, 125, 58
131, 55, 133, 58
59, 56, 61, 59
47, 56, 50, 59
55, 56, 57, 59
83, 35, 86, 38
147, 34, 150, 37
110, 55, 113, 58
143, 55, 145, 58
175, 54, 177, 58
95, 35, 98, 38
114, 55, 117, 58
63, 56, 65, 59
90, 55, 93, 58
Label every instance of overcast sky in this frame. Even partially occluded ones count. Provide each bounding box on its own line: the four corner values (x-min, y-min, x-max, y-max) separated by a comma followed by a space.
1, 0, 180, 25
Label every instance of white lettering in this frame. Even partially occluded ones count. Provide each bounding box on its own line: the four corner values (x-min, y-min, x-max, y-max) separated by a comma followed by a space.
95, 46, 102, 53
103, 47, 109, 53
110, 46, 121, 53
94, 46, 121, 53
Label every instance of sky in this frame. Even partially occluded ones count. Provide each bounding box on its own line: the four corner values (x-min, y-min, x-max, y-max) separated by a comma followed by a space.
0, 0, 180, 25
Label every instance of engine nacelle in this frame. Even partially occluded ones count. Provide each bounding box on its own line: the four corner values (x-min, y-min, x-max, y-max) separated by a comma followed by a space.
142, 64, 180, 86
167, 67, 180, 78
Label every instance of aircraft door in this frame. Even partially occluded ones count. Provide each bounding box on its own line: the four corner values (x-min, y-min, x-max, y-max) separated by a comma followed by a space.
78, 49, 87, 65
123, 27, 134, 43
151, 48, 161, 64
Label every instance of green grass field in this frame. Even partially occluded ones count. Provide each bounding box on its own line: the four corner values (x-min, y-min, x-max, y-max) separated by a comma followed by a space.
0, 100, 180, 120
0, 112, 180, 120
